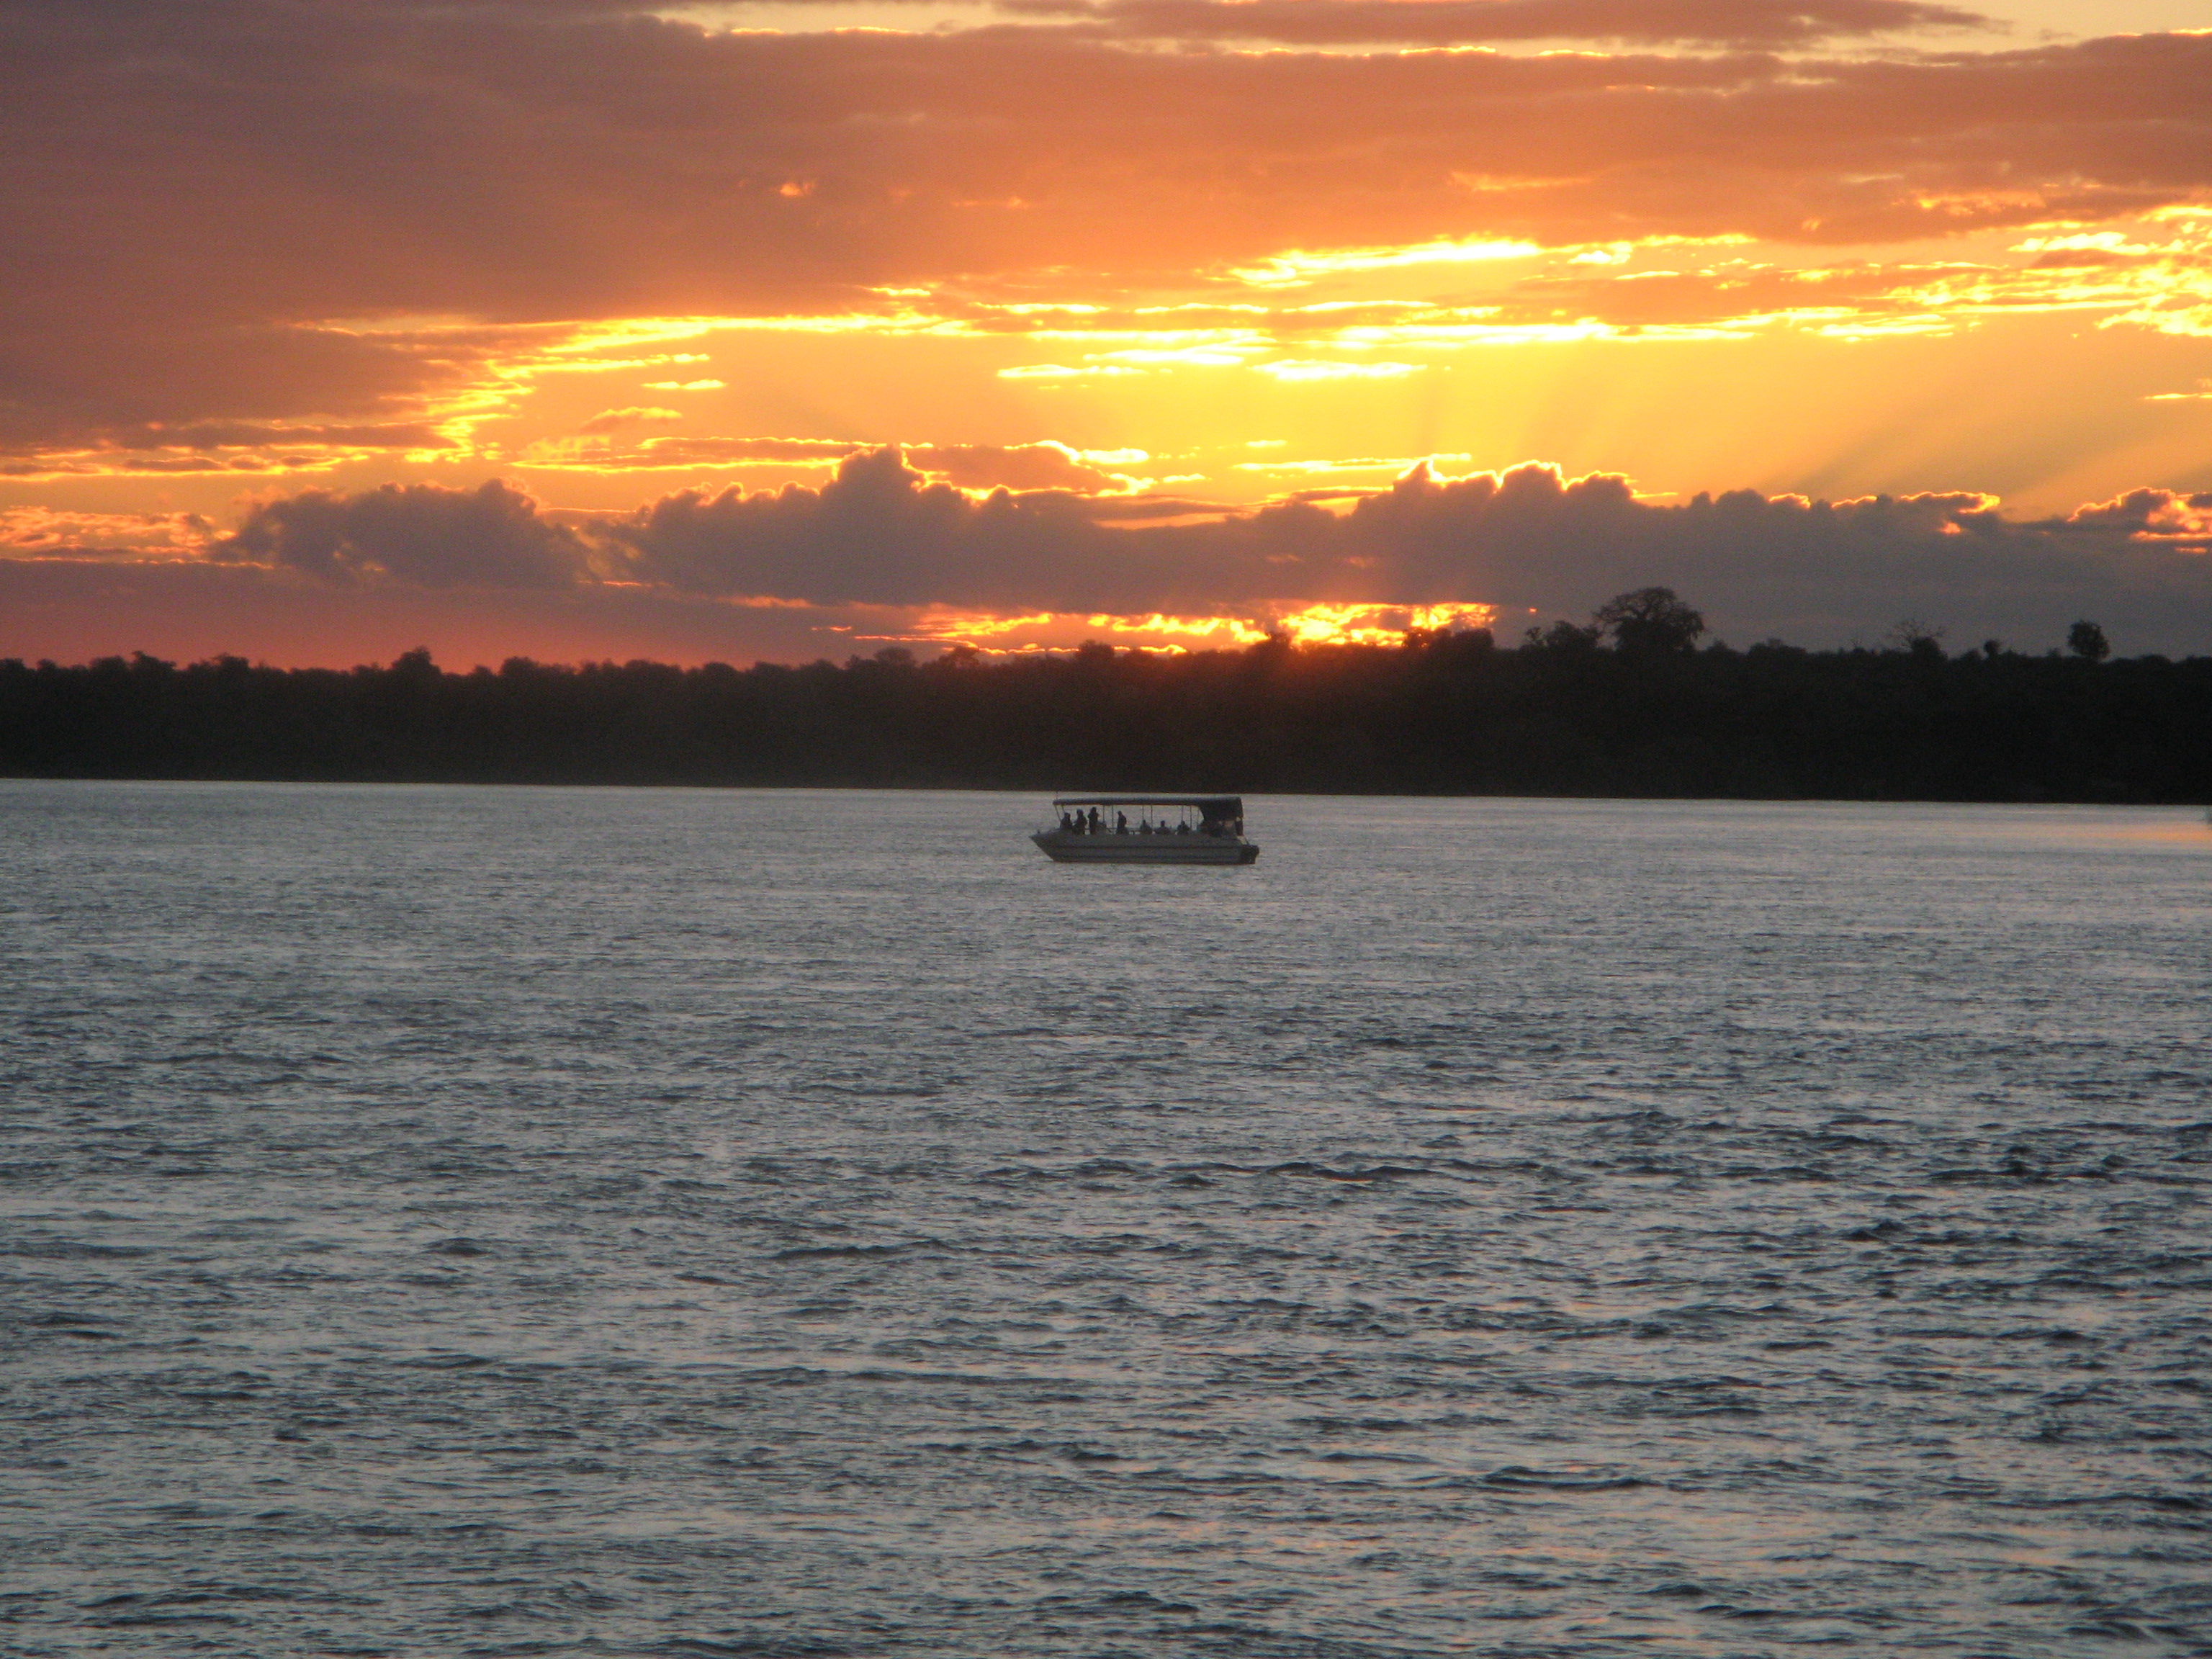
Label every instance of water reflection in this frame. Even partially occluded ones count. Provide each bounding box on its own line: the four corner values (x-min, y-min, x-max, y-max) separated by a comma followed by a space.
1, 783, 2208, 1656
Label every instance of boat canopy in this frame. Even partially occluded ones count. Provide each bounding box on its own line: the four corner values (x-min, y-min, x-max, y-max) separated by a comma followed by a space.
1054, 795, 1241, 817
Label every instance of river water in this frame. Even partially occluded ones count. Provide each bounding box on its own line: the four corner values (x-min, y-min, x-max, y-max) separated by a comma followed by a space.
3, 783, 2209, 1657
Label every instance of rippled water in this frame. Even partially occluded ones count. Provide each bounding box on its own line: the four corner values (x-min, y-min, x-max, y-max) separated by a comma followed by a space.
4, 782, 2211, 1658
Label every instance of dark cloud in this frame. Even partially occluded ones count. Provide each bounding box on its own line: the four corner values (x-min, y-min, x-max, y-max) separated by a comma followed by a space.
0, 318, 505, 459
1301, 467, 2212, 647
0, 418, 458, 480
216, 478, 593, 587
1001, 0, 1988, 46
63, 419, 451, 452
609, 447, 1113, 606
2042, 487, 2212, 541
4, 1, 2209, 451
176, 450, 2212, 651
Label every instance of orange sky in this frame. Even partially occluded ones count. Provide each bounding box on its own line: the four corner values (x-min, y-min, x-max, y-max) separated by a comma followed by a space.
4, 0, 2210, 664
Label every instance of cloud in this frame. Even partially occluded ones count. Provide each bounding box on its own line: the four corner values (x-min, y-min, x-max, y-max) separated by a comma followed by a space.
552, 436, 865, 468
1001, 0, 1990, 47
161, 450, 2212, 651
1293, 467, 2212, 646
5, 2, 2211, 458
0, 414, 462, 480
2041, 487, 2212, 544
0, 508, 217, 558
215, 479, 593, 588
578, 406, 685, 433
603, 449, 2212, 647
606, 447, 1118, 606
1254, 359, 1426, 381
513, 435, 1138, 491
907, 442, 1135, 493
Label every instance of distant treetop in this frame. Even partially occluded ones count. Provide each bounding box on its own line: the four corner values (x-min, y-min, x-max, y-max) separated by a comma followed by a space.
1593, 588, 1706, 655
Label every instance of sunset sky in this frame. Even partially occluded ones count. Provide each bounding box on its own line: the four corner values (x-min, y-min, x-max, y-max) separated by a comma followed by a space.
5, 0, 2211, 665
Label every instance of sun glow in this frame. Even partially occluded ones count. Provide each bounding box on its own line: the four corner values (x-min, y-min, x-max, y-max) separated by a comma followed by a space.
886, 601, 1501, 654
23, 211, 2208, 487
1272, 602, 1500, 645
1255, 359, 1426, 381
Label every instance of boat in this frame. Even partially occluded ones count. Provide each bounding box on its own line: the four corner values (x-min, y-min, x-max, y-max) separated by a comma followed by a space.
1033, 796, 1259, 865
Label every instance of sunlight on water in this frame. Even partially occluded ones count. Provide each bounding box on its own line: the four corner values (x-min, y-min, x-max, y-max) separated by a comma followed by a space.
2, 783, 2208, 1656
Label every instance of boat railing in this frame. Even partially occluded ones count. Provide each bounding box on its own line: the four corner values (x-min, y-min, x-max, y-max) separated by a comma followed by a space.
1050, 820, 1229, 837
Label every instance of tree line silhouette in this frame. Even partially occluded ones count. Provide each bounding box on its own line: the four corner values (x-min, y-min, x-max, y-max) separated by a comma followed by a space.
3, 591, 2208, 801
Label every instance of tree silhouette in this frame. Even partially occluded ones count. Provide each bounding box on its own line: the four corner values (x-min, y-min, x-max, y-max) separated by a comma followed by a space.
1593, 587, 1705, 654
1526, 619, 1602, 652
2067, 620, 2112, 662
3, 612, 2209, 802
1884, 619, 1947, 660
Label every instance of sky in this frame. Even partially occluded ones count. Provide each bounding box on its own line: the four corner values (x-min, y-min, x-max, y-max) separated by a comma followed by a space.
4, 0, 2210, 665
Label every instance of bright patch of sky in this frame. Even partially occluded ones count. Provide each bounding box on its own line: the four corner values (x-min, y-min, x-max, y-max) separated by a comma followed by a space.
1977, 1, 2210, 37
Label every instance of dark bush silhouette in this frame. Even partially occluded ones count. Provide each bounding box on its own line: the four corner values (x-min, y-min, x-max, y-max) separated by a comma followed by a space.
1, 603, 2206, 801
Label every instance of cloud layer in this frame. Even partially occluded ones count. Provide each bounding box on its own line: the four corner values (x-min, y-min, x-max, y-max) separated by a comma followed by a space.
5, 0, 2210, 462
1003, 0, 1988, 45
218, 479, 595, 588
179, 451, 2212, 651
6, 0, 2208, 673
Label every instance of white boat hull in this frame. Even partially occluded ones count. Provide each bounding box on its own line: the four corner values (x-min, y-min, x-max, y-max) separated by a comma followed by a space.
1032, 831, 1258, 865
